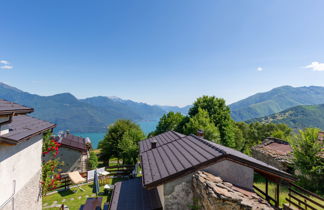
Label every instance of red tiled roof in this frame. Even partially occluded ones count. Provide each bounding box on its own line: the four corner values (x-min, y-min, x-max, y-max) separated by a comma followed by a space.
0, 115, 56, 144
0, 99, 33, 115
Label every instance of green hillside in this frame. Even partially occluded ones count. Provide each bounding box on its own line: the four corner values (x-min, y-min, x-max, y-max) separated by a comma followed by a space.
230, 86, 324, 121
248, 104, 324, 130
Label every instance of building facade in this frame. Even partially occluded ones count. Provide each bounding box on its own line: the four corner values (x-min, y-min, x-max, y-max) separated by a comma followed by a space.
0, 99, 55, 210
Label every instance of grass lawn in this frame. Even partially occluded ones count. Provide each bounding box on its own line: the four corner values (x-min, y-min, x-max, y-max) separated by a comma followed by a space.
254, 175, 289, 207
43, 178, 123, 210
254, 174, 324, 208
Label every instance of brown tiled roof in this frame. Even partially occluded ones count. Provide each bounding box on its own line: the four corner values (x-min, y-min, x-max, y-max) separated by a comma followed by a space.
0, 115, 55, 144
140, 132, 294, 188
110, 178, 162, 210
0, 99, 33, 115
60, 134, 88, 153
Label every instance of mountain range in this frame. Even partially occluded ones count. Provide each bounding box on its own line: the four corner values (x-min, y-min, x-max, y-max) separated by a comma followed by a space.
1, 82, 324, 132
0, 83, 189, 132
247, 104, 324, 130
229, 85, 324, 121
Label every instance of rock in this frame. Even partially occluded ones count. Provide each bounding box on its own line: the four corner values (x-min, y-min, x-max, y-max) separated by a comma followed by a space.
192, 171, 274, 210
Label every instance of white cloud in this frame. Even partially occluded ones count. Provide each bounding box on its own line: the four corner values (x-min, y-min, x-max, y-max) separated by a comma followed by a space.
0, 65, 13, 70
305, 61, 324, 71
0, 60, 10, 65
0, 59, 13, 70
257, 67, 263, 71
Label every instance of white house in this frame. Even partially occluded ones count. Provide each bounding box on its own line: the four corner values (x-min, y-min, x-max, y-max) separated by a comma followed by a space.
0, 99, 55, 210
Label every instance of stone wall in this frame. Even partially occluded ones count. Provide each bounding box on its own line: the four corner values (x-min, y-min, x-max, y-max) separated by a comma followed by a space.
162, 173, 194, 210
192, 171, 274, 210
251, 148, 291, 172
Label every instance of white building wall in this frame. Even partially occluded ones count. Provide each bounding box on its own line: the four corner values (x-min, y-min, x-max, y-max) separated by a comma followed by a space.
0, 135, 43, 210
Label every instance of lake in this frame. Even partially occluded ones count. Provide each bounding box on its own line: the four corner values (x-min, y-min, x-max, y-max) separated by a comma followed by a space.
73, 120, 158, 149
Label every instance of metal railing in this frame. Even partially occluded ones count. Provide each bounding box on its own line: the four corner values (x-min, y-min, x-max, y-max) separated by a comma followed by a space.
0, 180, 16, 210
286, 183, 324, 210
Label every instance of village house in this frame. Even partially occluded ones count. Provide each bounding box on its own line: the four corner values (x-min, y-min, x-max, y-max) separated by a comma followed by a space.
44, 131, 92, 173
0, 99, 55, 210
251, 137, 293, 173
109, 131, 295, 210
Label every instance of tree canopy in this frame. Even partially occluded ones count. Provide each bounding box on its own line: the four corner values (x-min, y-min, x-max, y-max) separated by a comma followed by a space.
189, 96, 235, 147
184, 108, 220, 143
289, 128, 324, 193
151, 111, 185, 135
99, 119, 145, 165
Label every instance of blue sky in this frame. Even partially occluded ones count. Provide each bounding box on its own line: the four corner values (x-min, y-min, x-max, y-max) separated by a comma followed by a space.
1, 0, 324, 106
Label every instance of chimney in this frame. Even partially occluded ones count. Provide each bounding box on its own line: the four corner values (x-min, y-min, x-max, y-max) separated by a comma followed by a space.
151, 140, 157, 149
197, 130, 204, 137
66, 130, 70, 135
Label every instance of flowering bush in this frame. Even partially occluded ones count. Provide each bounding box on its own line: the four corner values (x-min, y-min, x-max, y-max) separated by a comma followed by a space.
41, 132, 64, 196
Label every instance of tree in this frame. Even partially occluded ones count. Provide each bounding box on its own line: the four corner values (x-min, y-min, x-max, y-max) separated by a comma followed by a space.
88, 151, 98, 169
289, 128, 324, 193
184, 108, 220, 143
189, 96, 235, 147
152, 112, 185, 135
99, 119, 145, 165
118, 129, 145, 164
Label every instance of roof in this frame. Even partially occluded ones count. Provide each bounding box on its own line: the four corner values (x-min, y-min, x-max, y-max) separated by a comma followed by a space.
139, 131, 295, 188
0, 99, 33, 115
0, 115, 56, 144
59, 134, 88, 153
140, 131, 185, 152
109, 178, 162, 210
252, 138, 292, 156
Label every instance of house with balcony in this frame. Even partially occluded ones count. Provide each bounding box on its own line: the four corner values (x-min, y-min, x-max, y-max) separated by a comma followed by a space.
109, 131, 295, 210
0, 99, 55, 210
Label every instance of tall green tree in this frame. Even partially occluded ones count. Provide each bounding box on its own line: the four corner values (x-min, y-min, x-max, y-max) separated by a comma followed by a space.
88, 151, 98, 169
289, 128, 324, 193
189, 96, 235, 147
118, 128, 145, 164
184, 108, 220, 143
152, 112, 185, 135
99, 120, 145, 165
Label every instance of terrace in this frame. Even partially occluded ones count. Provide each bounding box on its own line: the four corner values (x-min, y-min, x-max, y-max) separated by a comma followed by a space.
42, 164, 135, 210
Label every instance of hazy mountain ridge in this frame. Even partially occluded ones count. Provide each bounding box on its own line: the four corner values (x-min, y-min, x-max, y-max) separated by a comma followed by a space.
0, 83, 188, 132
229, 85, 324, 121
247, 104, 324, 130
2, 82, 324, 132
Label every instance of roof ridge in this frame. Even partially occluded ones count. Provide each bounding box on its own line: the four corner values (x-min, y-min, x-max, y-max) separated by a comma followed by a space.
189, 134, 227, 155
170, 130, 182, 138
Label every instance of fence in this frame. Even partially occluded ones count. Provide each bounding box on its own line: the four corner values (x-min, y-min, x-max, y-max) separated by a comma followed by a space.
50, 165, 134, 191
286, 182, 324, 210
